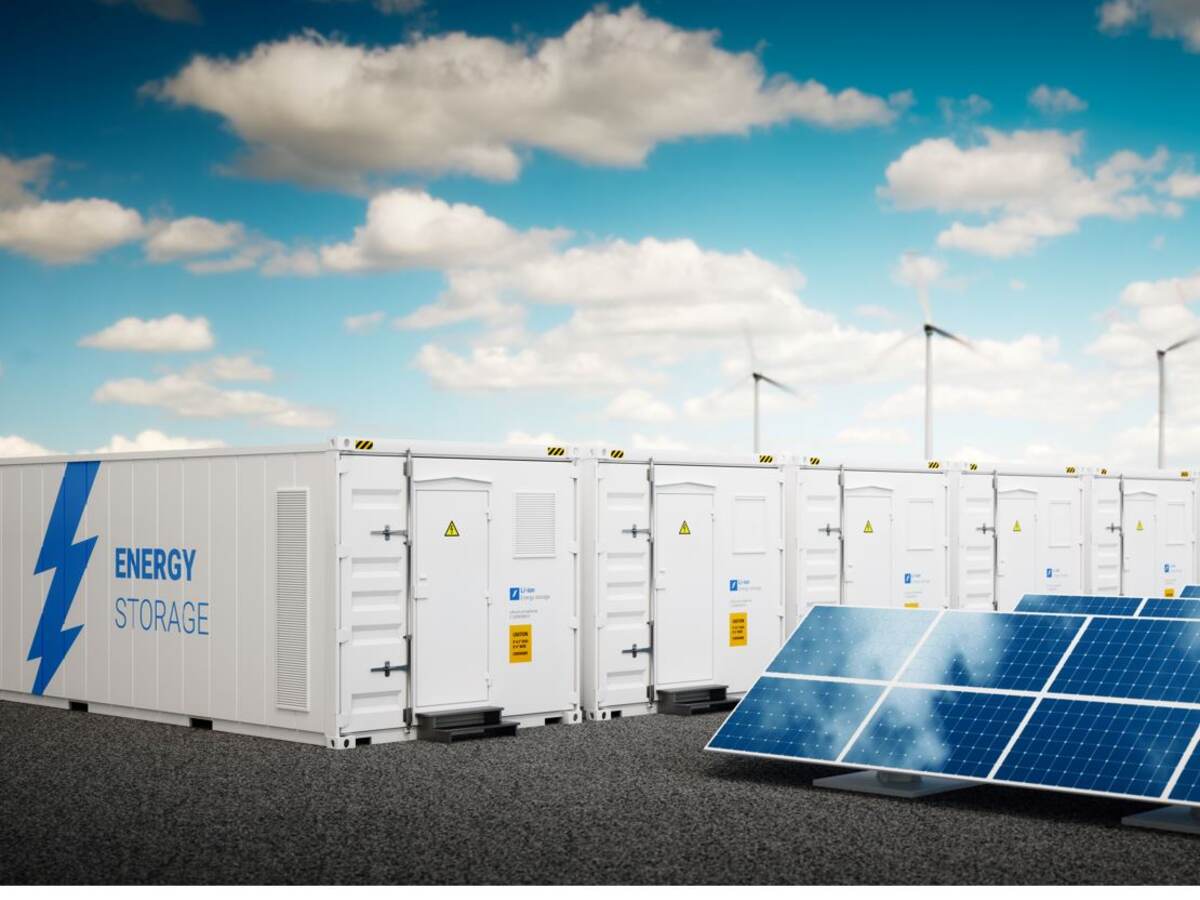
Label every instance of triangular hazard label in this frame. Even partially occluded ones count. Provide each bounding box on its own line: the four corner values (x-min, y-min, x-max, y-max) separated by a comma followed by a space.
1013, 520, 1022, 533
679, 520, 691, 535
863, 520, 874, 534
1137, 520, 1144, 532
444, 520, 460, 538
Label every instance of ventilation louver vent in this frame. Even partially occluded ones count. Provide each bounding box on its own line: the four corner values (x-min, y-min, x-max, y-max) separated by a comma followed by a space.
275, 489, 309, 711
514, 492, 556, 557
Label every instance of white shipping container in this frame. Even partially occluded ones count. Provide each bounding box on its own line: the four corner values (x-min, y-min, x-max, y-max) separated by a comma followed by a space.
790, 459, 950, 619
579, 450, 785, 719
950, 465, 1084, 611
0, 439, 581, 747
1084, 468, 1196, 597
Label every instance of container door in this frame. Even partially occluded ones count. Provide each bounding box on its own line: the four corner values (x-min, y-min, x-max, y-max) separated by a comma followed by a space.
796, 468, 842, 617
596, 463, 652, 708
413, 485, 489, 709
996, 490, 1037, 611
1123, 492, 1156, 597
1089, 478, 1122, 594
654, 488, 715, 687
339, 455, 409, 734
956, 472, 996, 610
843, 489, 892, 606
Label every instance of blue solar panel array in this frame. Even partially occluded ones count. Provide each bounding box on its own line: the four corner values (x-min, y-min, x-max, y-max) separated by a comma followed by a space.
1014, 594, 1142, 616
1181, 585, 1200, 599
899, 611, 1083, 692
709, 604, 1200, 809
1140, 598, 1200, 620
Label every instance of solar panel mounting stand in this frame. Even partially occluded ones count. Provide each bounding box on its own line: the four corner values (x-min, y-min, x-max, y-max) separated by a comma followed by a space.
1122, 805, 1200, 836
814, 769, 973, 799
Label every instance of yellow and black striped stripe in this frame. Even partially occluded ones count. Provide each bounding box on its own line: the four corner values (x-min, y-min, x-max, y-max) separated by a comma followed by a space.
758, 454, 774, 464
546, 446, 566, 457
808, 456, 821, 466
609, 449, 625, 459
968, 462, 979, 471
353, 439, 374, 451
927, 461, 941, 470
1065, 466, 1076, 474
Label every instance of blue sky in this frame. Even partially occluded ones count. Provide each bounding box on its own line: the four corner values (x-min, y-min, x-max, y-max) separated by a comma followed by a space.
2, 0, 1200, 465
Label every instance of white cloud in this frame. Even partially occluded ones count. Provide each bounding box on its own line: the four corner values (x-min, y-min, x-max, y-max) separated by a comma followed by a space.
938, 94, 991, 125
881, 129, 1177, 257
1163, 168, 1200, 198
1010, 278, 1027, 291
98, 0, 201, 23
835, 425, 913, 445
630, 433, 690, 452
1028, 85, 1087, 115
184, 354, 274, 381
144, 216, 244, 262
94, 430, 225, 453
603, 388, 676, 423
855, 304, 895, 321
0, 153, 53, 208
345, 311, 386, 334
149, 6, 907, 186
0, 435, 55, 458
94, 373, 333, 428
320, 189, 566, 272
79, 314, 215, 353
0, 198, 145, 264
1097, 0, 1200, 52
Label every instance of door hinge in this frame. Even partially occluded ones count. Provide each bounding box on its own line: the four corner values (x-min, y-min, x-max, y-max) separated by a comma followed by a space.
337, 544, 350, 560
336, 628, 351, 644
403, 707, 413, 727
336, 713, 351, 729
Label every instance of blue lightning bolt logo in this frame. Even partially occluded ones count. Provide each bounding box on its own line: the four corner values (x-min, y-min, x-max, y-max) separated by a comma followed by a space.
28, 461, 100, 696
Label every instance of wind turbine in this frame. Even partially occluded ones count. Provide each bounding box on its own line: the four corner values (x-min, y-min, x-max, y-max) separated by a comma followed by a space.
896, 252, 972, 460
1156, 289, 1200, 468
716, 326, 799, 455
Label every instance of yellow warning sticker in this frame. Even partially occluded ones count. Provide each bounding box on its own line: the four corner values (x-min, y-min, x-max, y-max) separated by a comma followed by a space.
904, 601, 921, 609
729, 612, 748, 647
679, 520, 691, 535
1137, 520, 1145, 532
1166, 587, 1176, 598
444, 520, 460, 538
1013, 520, 1022, 533
863, 520, 874, 534
509, 624, 532, 663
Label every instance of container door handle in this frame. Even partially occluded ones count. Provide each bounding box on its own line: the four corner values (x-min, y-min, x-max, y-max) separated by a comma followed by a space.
371, 660, 408, 677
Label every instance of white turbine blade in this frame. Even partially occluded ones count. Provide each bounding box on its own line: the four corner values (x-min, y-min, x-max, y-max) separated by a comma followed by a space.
1165, 332, 1200, 354
741, 321, 759, 371
928, 323, 976, 353
758, 373, 799, 396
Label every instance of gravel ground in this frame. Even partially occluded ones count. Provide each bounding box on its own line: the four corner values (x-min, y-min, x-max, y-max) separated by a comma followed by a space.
2, 699, 1198, 885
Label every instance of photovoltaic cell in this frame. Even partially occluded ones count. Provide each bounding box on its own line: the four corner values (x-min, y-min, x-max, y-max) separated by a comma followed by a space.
1014, 594, 1141, 617
1168, 740, 1200, 804
1139, 598, 1200, 620
844, 688, 1034, 778
1181, 585, 1200, 599
767, 606, 936, 681
899, 611, 1083, 692
995, 698, 1200, 798
1050, 617, 1200, 703
707, 677, 882, 760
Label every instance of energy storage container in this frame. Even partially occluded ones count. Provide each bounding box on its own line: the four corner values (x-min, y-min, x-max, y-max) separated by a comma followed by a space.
1085, 467, 1196, 597
950, 463, 1084, 611
788, 457, 949, 625
0, 438, 581, 747
578, 448, 785, 719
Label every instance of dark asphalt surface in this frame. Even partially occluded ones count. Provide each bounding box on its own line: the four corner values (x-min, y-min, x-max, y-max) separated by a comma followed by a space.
2, 699, 1199, 885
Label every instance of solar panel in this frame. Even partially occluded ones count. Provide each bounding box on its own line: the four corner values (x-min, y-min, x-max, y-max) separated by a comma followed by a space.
1139, 598, 1200, 620
995, 698, 1200, 798
899, 611, 1083, 692
708, 605, 1200, 810
766, 605, 937, 681
1181, 585, 1200, 599
1050, 617, 1200, 703
843, 688, 1034, 778
707, 677, 882, 760
1014, 594, 1141, 616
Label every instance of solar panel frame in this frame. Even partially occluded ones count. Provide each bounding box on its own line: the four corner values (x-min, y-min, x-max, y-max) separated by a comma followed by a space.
706, 604, 1200, 810
1139, 598, 1200, 620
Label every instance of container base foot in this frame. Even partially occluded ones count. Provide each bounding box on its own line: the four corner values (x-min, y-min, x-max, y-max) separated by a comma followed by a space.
1122, 805, 1200, 835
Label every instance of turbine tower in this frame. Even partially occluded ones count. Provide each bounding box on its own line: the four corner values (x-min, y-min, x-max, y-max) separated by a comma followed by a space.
739, 326, 799, 455
1157, 333, 1200, 469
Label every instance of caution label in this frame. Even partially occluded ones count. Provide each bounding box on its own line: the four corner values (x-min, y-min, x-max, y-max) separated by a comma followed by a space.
1013, 520, 1022, 533
1166, 587, 1176, 598
863, 520, 874, 534
444, 520, 460, 538
1137, 520, 1145, 532
509, 624, 532, 663
729, 612, 748, 647
679, 520, 691, 535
